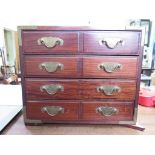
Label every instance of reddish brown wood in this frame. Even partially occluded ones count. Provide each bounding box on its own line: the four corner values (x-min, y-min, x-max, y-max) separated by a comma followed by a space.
22, 31, 79, 54
80, 79, 136, 100
19, 26, 142, 31
26, 101, 79, 120
83, 56, 138, 78
18, 26, 143, 126
81, 101, 134, 121
24, 56, 79, 77
83, 32, 140, 55
25, 79, 80, 100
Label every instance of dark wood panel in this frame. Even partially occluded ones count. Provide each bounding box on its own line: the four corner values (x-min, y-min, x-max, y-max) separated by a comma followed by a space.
81, 101, 134, 121
24, 56, 79, 77
26, 101, 79, 120
83, 56, 138, 78
81, 80, 136, 100
83, 31, 140, 55
22, 31, 78, 54
25, 79, 79, 100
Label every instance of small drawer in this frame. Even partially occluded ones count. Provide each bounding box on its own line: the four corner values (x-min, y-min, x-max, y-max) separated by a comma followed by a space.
81, 79, 136, 100
25, 79, 79, 100
81, 101, 134, 121
22, 31, 78, 54
83, 56, 138, 78
83, 31, 140, 55
26, 101, 79, 121
24, 56, 79, 78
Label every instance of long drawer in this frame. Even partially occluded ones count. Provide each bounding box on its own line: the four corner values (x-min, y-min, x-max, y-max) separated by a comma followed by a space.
24, 55, 138, 79
81, 101, 134, 121
25, 79, 136, 100
26, 101, 79, 121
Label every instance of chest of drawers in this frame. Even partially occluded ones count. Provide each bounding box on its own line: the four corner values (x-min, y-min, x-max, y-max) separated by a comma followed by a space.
18, 26, 142, 125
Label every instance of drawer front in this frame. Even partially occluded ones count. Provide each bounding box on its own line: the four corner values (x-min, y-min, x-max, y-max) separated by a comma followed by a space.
22, 31, 78, 54
25, 79, 79, 100
26, 101, 79, 121
24, 56, 79, 77
81, 80, 136, 100
83, 56, 138, 78
83, 31, 140, 55
81, 101, 134, 121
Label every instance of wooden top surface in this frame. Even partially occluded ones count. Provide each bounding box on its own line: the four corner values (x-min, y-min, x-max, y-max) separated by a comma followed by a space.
18, 26, 142, 31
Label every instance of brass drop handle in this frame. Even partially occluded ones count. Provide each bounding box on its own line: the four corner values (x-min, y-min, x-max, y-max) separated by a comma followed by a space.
38, 36, 64, 48
97, 85, 121, 96
96, 106, 119, 116
40, 84, 64, 95
98, 62, 122, 73
39, 62, 64, 73
99, 37, 124, 49
41, 106, 64, 116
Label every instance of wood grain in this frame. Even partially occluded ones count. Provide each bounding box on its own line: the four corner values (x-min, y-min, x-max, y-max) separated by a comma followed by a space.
26, 101, 79, 120
24, 56, 79, 77
83, 56, 138, 78
81, 101, 134, 121
80, 79, 136, 100
83, 31, 140, 55
25, 79, 80, 100
22, 31, 79, 54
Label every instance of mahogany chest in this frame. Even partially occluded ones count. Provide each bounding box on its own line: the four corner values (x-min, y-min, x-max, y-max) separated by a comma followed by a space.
18, 26, 142, 125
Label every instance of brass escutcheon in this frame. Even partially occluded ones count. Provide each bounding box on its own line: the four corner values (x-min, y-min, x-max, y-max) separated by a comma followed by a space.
97, 85, 121, 96
98, 62, 122, 73
38, 36, 64, 48
41, 106, 64, 116
99, 37, 124, 49
96, 106, 119, 116
39, 62, 64, 73
40, 84, 64, 95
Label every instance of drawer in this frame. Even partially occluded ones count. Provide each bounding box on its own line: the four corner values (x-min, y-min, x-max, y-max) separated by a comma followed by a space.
26, 101, 79, 121
81, 101, 134, 121
83, 56, 138, 78
81, 80, 136, 100
24, 56, 79, 77
22, 31, 78, 54
25, 79, 79, 100
83, 31, 140, 55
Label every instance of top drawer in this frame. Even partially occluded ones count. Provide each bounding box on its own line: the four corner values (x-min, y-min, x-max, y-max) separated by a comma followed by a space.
83, 31, 141, 55
22, 31, 79, 54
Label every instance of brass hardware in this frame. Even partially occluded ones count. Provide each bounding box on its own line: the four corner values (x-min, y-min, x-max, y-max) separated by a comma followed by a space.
39, 62, 64, 73
40, 84, 64, 95
96, 106, 119, 116
41, 106, 64, 116
97, 85, 121, 96
23, 106, 43, 124
98, 62, 122, 73
99, 37, 124, 49
18, 26, 38, 46
38, 37, 64, 48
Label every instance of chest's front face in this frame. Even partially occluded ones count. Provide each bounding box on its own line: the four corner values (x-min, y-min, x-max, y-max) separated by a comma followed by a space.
18, 26, 142, 125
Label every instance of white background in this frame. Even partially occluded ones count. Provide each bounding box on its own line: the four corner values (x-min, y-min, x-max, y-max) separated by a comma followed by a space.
0, 0, 155, 154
